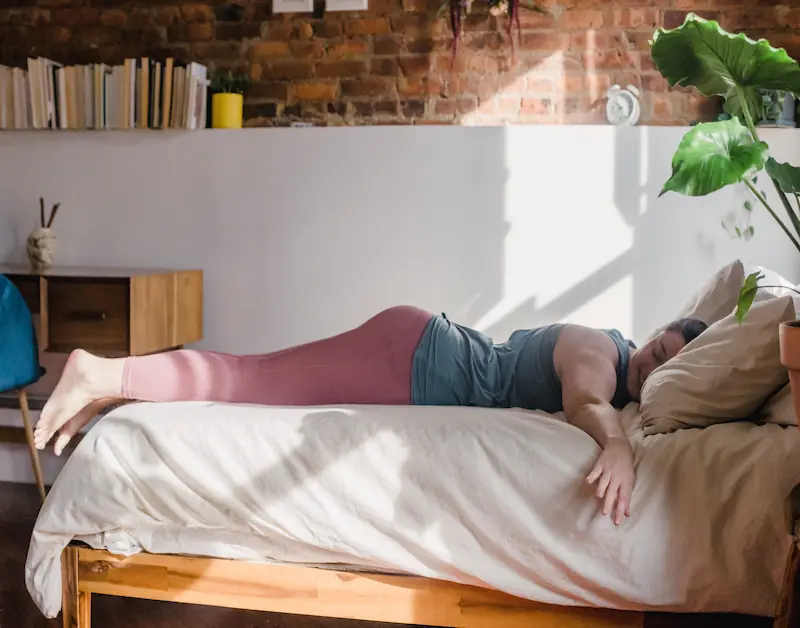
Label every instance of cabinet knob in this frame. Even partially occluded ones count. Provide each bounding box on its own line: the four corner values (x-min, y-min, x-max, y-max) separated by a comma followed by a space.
66, 310, 107, 321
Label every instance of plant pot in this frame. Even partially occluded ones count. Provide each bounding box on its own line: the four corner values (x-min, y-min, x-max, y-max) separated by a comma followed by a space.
779, 321, 800, 425
212, 93, 243, 129
26, 227, 56, 272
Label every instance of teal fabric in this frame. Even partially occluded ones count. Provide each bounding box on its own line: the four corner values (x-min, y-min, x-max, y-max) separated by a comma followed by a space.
0, 274, 43, 393
410, 314, 636, 412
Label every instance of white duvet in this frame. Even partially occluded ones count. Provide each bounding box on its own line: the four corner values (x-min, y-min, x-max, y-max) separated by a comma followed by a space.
25, 400, 800, 619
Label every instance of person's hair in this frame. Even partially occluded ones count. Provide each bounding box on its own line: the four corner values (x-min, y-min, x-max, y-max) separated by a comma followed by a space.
662, 317, 708, 345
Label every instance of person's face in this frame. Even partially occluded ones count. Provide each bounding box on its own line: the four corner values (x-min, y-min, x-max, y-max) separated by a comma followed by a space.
626, 330, 687, 401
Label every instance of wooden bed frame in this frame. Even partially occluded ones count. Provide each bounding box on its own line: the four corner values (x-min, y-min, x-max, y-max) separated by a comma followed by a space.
62, 529, 800, 628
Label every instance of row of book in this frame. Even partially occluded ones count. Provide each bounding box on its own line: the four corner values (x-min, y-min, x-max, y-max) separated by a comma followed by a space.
0, 57, 209, 130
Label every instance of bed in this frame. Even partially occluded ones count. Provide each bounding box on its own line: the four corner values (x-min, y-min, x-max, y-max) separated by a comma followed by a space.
25, 399, 800, 628
23, 259, 800, 627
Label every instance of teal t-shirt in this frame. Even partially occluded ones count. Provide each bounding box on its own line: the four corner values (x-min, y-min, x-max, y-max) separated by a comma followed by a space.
410, 314, 635, 412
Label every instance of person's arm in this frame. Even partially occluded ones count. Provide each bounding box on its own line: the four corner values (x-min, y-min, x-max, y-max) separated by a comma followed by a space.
555, 329, 635, 525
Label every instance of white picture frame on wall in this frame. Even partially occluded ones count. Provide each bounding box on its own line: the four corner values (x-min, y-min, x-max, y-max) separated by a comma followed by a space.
325, 0, 368, 10
273, 0, 313, 13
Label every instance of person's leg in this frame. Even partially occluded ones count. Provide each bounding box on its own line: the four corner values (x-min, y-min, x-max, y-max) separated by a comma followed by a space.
35, 305, 434, 451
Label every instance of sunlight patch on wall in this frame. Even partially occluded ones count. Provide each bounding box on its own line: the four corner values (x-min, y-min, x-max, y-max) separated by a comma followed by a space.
474, 125, 635, 336
561, 274, 633, 341
460, 52, 563, 126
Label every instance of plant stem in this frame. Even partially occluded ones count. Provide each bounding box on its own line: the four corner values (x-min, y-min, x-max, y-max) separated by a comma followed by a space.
757, 284, 800, 297
739, 89, 760, 143
771, 178, 800, 239
745, 179, 800, 253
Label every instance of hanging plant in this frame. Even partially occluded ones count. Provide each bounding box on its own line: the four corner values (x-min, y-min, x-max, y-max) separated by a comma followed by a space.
439, 0, 547, 67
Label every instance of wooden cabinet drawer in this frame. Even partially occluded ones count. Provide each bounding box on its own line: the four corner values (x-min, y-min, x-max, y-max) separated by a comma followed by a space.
47, 279, 130, 354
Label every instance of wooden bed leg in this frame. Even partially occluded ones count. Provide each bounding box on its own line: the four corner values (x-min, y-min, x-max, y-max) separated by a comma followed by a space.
19, 389, 46, 503
63, 547, 91, 628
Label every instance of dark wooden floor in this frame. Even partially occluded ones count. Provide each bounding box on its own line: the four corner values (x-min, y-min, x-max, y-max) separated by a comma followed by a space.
0, 481, 779, 628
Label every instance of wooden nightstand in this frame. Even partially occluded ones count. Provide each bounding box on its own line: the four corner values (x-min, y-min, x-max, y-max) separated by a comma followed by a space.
0, 264, 203, 500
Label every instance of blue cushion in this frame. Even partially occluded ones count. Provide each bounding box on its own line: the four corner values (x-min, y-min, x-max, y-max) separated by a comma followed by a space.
0, 274, 44, 392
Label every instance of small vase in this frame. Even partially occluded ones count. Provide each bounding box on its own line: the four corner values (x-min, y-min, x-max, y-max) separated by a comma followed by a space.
212, 93, 243, 129
27, 227, 56, 272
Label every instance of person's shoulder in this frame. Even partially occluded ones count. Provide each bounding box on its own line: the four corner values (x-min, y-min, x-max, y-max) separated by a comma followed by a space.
555, 324, 619, 363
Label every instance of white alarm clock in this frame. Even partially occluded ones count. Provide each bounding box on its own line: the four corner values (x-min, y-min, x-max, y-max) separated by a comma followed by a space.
606, 84, 641, 126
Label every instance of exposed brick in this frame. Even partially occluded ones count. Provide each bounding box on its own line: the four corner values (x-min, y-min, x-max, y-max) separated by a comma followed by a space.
313, 20, 342, 38
290, 40, 324, 60
247, 81, 288, 101
406, 37, 434, 54
264, 23, 292, 40
214, 3, 246, 22
327, 41, 368, 59
292, 80, 338, 101
374, 100, 399, 115
248, 40, 290, 62
180, 4, 214, 23
216, 22, 261, 39
402, 99, 425, 117
99, 8, 126, 27
317, 60, 367, 78
244, 102, 278, 118
373, 36, 402, 55
642, 73, 668, 93
390, 12, 428, 31
613, 9, 662, 30
149, 7, 181, 27
342, 77, 394, 98
344, 18, 390, 36
519, 32, 569, 51
520, 96, 554, 116
517, 9, 556, 29
399, 75, 440, 96
261, 62, 314, 80
167, 22, 214, 42
0, 0, 774, 127
584, 49, 638, 71
398, 55, 429, 75
195, 40, 242, 61
371, 58, 399, 76
559, 9, 605, 30
652, 94, 674, 120
76, 25, 119, 47
401, 0, 429, 12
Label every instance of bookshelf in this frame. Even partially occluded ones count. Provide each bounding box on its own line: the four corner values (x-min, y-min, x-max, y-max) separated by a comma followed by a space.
0, 56, 210, 131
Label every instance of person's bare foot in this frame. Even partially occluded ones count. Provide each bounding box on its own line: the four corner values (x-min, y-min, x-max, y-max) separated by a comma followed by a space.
34, 350, 124, 451
52, 397, 122, 456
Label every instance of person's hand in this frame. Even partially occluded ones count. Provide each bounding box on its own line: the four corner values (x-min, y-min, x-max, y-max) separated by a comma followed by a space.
586, 437, 635, 525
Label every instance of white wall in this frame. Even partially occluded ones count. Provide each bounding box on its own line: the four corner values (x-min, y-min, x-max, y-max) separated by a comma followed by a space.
1, 124, 799, 484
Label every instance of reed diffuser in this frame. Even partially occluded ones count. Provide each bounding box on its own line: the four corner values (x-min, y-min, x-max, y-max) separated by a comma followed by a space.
27, 197, 60, 272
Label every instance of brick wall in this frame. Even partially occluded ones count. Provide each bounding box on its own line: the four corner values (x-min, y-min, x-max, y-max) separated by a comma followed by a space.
1, 0, 798, 126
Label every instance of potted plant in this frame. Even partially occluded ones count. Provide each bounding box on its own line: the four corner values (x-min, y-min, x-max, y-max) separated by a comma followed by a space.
648, 14, 800, 417
209, 69, 251, 129
756, 90, 797, 128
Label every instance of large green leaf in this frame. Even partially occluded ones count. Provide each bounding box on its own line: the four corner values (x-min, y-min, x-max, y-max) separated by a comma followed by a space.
650, 13, 800, 123
660, 117, 769, 197
766, 157, 800, 194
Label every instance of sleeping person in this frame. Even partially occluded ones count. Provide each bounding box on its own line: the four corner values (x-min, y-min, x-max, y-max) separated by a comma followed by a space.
33, 305, 706, 525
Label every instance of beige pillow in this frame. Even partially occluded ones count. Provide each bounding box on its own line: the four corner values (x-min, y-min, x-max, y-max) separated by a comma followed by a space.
640, 295, 795, 436
674, 259, 744, 325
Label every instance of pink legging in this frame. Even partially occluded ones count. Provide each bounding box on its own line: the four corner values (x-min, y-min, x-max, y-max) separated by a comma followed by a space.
121, 305, 434, 406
